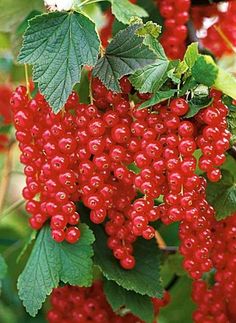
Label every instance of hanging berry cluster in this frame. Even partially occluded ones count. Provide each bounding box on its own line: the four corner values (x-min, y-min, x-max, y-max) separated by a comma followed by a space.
191, 1, 236, 57
11, 86, 81, 243
11, 77, 231, 276
192, 213, 236, 322
155, 0, 190, 59
47, 281, 169, 323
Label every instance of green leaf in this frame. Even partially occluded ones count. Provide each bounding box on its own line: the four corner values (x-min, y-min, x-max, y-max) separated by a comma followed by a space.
184, 42, 199, 68
167, 66, 182, 84
139, 89, 176, 109
206, 170, 236, 220
191, 54, 236, 100
227, 110, 236, 144
136, 0, 163, 24
109, 0, 148, 25
163, 254, 186, 277
223, 95, 236, 112
129, 35, 169, 93
178, 77, 198, 97
184, 99, 213, 118
18, 12, 100, 113
93, 24, 156, 92
159, 276, 195, 323
130, 61, 169, 93
136, 21, 162, 38
104, 280, 154, 323
92, 224, 163, 298
214, 66, 236, 100
0, 0, 43, 33
192, 55, 218, 87
184, 88, 213, 118
17, 224, 94, 316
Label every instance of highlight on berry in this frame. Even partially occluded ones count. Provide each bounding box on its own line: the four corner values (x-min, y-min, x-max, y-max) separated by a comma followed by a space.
0, 0, 236, 322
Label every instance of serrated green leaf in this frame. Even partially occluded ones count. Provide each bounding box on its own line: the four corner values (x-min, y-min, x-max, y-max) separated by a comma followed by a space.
227, 110, 236, 144
143, 34, 167, 59
139, 90, 176, 109
109, 0, 148, 25
192, 55, 218, 87
167, 67, 182, 84
0, 0, 43, 33
223, 95, 236, 112
184, 97, 213, 118
18, 12, 100, 113
184, 42, 199, 68
92, 224, 163, 298
17, 224, 94, 317
104, 280, 154, 323
130, 61, 169, 93
93, 24, 156, 92
129, 35, 171, 93
206, 170, 236, 220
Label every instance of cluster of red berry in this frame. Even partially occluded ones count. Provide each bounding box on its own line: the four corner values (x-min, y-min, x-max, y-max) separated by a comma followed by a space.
196, 91, 229, 181
0, 84, 12, 151
192, 213, 236, 322
156, 0, 190, 59
191, 1, 236, 57
11, 77, 230, 275
47, 281, 170, 323
11, 86, 81, 243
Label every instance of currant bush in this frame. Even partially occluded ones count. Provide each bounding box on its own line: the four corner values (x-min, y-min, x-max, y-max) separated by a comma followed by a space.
2, 0, 236, 321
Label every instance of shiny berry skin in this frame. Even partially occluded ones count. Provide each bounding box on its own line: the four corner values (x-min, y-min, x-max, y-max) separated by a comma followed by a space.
170, 98, 189, 116
111, 124, 131, 144
120, 255, 136, 270
65, 227, 81, 244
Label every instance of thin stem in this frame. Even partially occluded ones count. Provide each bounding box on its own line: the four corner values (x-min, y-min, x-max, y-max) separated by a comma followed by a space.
160, 246, 178, 254
0, 199, 25, 221
0, 141, 16, 215
213, 25, 236, 53
89, 75, 94, 104
24, 64, 31, 98
165, 274, 179, 291
155, 230, 167, 249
